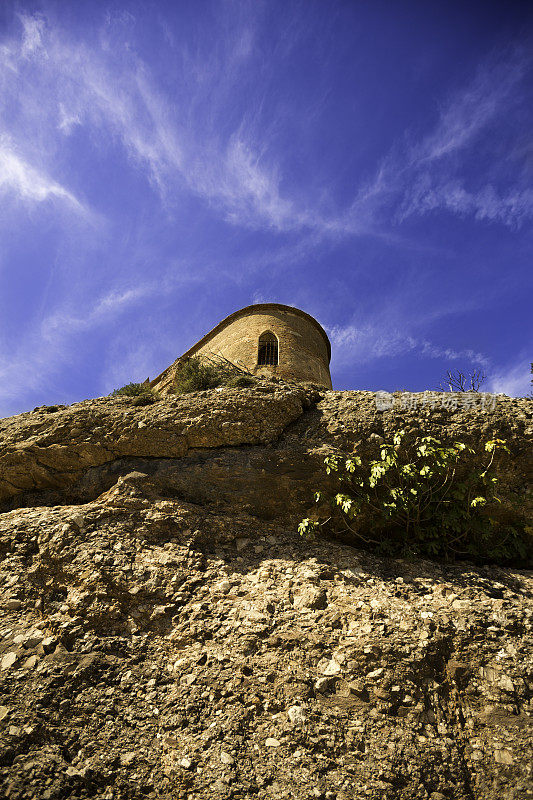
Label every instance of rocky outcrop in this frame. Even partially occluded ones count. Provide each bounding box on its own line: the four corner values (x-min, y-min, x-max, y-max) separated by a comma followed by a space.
0, 385, 315, 510
0, 387, 531, 799
1, 388, 531, 525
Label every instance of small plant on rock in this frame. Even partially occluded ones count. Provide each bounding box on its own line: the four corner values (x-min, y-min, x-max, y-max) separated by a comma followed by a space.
172, 358, 219, 393
225, 374, 256, 388
299, 431, 529, 564
111, 382, 159, 405
172, 356, 255, 394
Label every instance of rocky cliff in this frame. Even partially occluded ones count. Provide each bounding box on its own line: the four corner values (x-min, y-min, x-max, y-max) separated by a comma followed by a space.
0, 386, 531, 799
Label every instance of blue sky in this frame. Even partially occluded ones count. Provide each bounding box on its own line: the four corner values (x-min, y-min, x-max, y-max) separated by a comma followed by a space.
0, 0, 531, 416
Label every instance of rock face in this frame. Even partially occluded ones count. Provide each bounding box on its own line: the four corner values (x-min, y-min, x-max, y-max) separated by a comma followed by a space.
0, 387, 531, 799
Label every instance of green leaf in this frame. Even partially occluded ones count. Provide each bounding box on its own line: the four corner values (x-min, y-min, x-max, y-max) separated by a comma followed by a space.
393, 431, 404, 447
470, 497, 487, 508
298, 518, 319, 537
306, 433, 520, 562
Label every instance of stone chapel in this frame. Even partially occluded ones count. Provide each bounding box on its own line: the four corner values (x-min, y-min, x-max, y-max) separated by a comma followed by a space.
150, 303, 332, 391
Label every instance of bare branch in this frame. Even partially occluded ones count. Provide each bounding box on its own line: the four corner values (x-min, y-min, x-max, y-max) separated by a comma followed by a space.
437, 368, 486, 392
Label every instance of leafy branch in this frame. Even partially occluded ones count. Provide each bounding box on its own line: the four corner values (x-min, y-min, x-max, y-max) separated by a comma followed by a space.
300, 432, 528, 563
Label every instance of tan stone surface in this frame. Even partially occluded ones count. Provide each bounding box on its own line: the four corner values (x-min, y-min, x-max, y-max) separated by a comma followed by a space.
0, 385, 313, 508
0, 387, 532, 798
0, 467, 532, 799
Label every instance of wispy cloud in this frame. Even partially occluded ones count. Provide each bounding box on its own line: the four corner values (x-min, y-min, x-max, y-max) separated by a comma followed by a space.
487, 357, 531, 397
100, 337, 165, 393
2, 12, 530, 238
20, 12, 46, 57
0, 136, 85, 210
414, 52, 528, 163
0, 281, 163, 414
329, 323, 416, 364
349, 47, 533, 231
41, 284, 158, 340
418, 340, 490, 369
0, 7, 529, 414
0, 12, 301, 231
0, 254, 212, 415
399, 178, 533, 227
328, 322, 490, 369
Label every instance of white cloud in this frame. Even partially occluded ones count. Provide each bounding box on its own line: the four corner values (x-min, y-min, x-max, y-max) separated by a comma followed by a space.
58, 103, 81, 134
487, 359, 531, 397
414, 53, 527, 164
1, 14, 296, 230
328, 323, 417, 365
0, 282, 159, 415
41, 284, 158, 341
0, 10, 530, 415
197, 136, 298, 230
353, 49, 533, 231
399, 178, 533, 228
100, 339, 162, 393
328, 322, 490, 370
0, 12, 362, 235
251, 290, 269, 305
0, 137, 85, 210
4, 12, 529, 239
418, 340, 490, 369
20, 13, 46, 58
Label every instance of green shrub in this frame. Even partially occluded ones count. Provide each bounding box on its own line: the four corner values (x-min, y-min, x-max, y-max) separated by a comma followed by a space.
225, 374, 256, 388
172, 356, 255, 394
131, 392, 158, 406
111, 382, 159, 404
172, 358, 221, 393
111, 382, 152, 397
299, 431, 529, 564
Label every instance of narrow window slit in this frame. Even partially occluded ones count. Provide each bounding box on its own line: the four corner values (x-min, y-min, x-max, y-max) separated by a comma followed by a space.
258, 332, 278, 366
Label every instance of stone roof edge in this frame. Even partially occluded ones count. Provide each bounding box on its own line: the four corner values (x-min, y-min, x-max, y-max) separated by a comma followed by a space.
151, 303, 331, 386
187, 304, 331, 362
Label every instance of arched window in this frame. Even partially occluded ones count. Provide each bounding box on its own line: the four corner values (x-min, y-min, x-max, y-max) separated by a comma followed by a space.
257, 331, 278, 366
